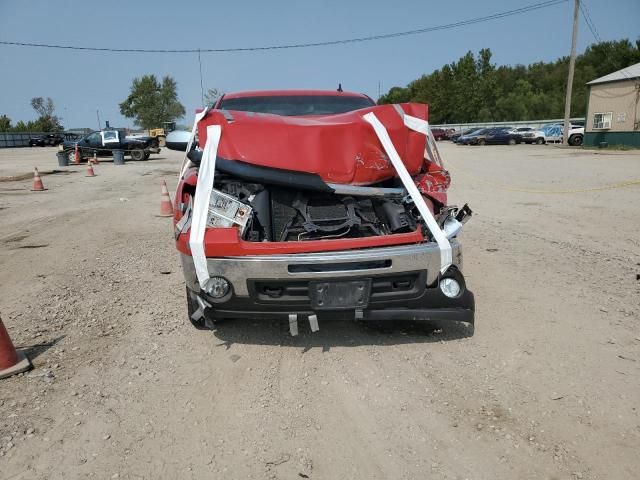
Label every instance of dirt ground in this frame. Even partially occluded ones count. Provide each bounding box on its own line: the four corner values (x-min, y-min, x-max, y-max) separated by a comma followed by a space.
1, 143, 639, 480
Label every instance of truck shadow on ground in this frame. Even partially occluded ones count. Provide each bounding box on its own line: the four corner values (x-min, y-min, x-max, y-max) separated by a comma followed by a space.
211, 319, 473, 351
15, 335, 65, 362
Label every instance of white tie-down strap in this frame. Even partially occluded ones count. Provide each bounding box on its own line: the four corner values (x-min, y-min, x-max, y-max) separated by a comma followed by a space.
363, 112, 452, 274
403, 114, 443, 167
179, 107, 211, 180
189, 125, 222, 289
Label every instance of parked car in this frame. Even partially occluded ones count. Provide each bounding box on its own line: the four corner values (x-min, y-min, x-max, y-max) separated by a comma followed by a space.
483, 127, 522, 145
29, 133, 64, 147
431, 128, 450, 141
168, 89, 474, 332
458, 128, 491, 145
61, 129, 160, 162
515, 127, 545, 144
450, 128, 477, 143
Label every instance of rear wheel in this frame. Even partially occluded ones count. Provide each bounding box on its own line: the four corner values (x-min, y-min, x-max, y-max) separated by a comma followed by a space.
535, 137, 544, 145
508, 138, 516, 145
478, 139, 486, 146
569, 134, 583, 146
130, 148, 145, 161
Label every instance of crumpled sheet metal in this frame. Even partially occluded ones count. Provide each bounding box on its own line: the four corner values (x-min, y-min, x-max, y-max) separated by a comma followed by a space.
196, 104, 443, 187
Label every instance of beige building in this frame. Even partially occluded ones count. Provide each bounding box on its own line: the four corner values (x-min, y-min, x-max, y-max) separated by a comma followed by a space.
585, 62, 640, 147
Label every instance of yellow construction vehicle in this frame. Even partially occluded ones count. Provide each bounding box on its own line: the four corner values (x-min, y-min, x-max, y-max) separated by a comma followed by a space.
148, 122, 177, 147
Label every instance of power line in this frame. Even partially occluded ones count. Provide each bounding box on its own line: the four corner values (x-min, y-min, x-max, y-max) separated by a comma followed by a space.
579, 0, 601, 42
0, 0, 567, 54
579, 0, 634, 81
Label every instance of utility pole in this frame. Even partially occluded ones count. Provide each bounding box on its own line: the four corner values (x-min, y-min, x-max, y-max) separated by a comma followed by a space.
562, 0, 579, 145
96, 110, 101, 130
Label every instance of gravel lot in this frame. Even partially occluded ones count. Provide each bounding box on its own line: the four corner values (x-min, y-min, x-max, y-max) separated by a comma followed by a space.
1, 143, 639, 479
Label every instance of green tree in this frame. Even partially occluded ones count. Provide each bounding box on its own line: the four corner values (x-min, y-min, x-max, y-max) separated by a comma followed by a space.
119, 75, 186, 129
30, 97, 63, 131
379, 39, 640, 122
12, 121, 29, 132
377, 86, 410, 104
0, 115, 11, 131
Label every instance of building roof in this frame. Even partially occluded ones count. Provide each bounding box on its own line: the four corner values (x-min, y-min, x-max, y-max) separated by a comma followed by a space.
587, 62, 640, 85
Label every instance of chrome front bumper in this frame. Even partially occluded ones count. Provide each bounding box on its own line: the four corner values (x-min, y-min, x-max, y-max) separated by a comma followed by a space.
180, 240, 463, 296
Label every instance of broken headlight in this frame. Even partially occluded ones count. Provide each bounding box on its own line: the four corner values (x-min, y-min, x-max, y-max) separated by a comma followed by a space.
206, 188, 253, 235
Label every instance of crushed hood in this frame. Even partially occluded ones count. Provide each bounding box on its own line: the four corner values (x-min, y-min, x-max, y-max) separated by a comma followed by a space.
196, 103, 431, 186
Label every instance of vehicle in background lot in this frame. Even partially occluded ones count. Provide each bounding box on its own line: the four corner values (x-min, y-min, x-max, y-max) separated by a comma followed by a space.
431, 128, 453, 141
483, 127, 522, 145
458, 128, 491, 145
539, 124, 584, 146
458, 127, 522, 146
169, 89, 474, 332
515, 127, 546, 144
149, 121, 177, 147
61, 129, 161, 162
29, 133, 64, 147
450, 128, 477, 143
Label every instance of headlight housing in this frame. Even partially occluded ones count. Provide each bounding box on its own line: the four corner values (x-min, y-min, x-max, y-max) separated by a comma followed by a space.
205, 276, 231, 298
439, 278, 461, 298
206, 189, 252, 235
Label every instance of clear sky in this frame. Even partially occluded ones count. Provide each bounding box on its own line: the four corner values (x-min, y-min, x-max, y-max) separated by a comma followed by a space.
1, 0, 638, 129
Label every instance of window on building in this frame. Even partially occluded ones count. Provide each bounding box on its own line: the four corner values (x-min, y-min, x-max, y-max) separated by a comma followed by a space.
593, 112, 612, 129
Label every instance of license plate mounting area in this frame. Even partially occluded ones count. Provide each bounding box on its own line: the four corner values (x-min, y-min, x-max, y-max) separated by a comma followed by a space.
309, 279, 371, 310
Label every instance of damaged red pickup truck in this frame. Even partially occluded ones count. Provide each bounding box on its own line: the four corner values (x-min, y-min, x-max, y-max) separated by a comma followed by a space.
168, 90, 474, 334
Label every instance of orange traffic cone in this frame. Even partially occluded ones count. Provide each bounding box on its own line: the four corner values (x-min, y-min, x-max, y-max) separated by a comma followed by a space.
74, 144, 81, 164
86, 162, 96, 177
159, 180, 174, 217
31, 167, 46, 191
0, 316, 32, 380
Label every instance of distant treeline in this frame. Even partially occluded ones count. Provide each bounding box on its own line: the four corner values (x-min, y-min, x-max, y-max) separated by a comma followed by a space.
1, 97, 63, 132
378, 39, 640, 124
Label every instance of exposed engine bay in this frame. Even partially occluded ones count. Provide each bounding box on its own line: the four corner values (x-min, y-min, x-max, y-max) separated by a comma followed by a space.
210, 176, 419, 242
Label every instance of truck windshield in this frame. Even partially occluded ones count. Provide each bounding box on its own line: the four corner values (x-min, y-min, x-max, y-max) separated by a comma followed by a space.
218, 95, 375, 116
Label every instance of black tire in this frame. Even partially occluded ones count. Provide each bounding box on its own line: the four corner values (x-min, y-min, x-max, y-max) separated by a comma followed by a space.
478, 139, 486, 146
67, 150, 77, 163
130, 148, 145, 161
535, 137, 544, 145
569, 134, 583, 146
508, 138, 516, 146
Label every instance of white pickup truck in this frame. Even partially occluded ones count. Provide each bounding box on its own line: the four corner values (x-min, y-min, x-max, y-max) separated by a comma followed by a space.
538, 124, 584, 146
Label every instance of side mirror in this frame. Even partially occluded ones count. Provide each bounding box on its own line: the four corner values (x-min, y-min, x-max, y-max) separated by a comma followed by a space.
165, 130, 192, 151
